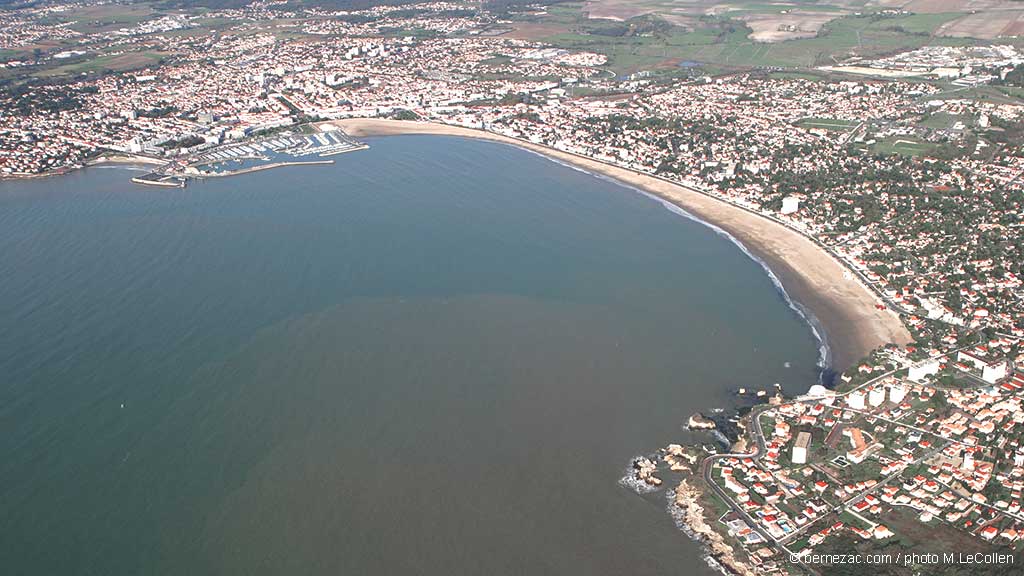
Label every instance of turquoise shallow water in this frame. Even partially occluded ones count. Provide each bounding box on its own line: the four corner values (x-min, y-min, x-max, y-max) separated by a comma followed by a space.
0, 135, 818, 575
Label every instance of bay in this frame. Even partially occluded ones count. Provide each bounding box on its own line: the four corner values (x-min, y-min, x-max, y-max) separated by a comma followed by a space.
0, 135, 818, 575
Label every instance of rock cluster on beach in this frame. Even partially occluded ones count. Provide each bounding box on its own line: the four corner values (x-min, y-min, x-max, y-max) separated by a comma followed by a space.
632, 457, 662, 486
663, 444, 696, 472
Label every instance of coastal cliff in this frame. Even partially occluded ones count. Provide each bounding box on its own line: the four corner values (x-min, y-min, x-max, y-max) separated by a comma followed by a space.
673, 480, 757, 576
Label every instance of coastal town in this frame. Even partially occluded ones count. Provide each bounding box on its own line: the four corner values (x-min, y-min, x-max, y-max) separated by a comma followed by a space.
4, 0, 1024, 573
643, 340, 1024, 575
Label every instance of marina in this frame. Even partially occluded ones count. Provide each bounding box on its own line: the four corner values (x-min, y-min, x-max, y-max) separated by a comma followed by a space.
188, 128, 366, 168
192, 159, 335, 178
128, 128, 368, 188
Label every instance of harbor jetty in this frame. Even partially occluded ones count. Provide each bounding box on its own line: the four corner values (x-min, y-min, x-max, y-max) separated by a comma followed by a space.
130, 173, 186, 188
188, 159, 334, 178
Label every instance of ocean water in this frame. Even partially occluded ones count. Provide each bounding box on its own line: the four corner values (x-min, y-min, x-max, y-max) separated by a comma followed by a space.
0, 135, 818, 575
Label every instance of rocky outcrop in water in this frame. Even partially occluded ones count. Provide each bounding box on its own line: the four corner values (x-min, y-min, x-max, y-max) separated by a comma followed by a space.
632, 457, 662, 486
687, 413, 717, 430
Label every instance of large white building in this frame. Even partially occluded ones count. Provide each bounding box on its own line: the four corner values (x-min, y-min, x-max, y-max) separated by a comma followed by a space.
956, 351, 1008, 384
792, 431, 812, 465
781, 196, 801, 214
888, 383, 907, 404
847, 390, 866, 410
908, 358, 940, 383
963, 449, 975, 471
869, 387, 886, 407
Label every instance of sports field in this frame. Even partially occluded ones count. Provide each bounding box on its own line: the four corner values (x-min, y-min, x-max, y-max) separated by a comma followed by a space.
797, 117, 860, 131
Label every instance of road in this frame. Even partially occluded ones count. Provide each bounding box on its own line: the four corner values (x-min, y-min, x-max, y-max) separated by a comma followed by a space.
779, 441, 949, 544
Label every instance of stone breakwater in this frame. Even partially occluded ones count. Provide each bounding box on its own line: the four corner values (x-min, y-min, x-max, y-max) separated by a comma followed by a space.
671, 480, 757, 576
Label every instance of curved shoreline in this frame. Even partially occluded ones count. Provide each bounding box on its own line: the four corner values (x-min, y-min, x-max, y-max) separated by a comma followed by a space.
333, 118, 912, 374
629, 184, 832, 376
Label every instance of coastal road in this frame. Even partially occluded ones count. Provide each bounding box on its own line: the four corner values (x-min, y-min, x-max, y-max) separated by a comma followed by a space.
698, 405, 803, 558
699, 450, 780, 553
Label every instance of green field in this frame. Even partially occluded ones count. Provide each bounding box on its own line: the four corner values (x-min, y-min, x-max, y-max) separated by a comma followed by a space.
871, 137, 935, 156
0, 49, 29, 61
544, 17, 752, 74
797, 117, 859, 131
36, 50, 168, 78
764, 70, 827, 81
533, 3, 985, 73
920, 111, 971, 130
43, 4, 159, 34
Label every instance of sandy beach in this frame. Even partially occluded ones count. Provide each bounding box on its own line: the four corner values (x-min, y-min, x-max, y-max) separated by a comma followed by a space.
333, 118, 912, 373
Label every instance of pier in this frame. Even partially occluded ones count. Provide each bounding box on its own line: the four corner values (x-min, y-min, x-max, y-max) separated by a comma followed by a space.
190, 159, 334, 178
130, 173, 187, 188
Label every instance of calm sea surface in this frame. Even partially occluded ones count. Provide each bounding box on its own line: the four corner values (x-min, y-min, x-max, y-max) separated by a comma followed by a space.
0, 135, 818, 575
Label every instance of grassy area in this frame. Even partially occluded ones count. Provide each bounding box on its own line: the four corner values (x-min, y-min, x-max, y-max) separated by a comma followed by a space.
545, 18, 751, 75
536, 7, 985, 73
797, 117, 859, 131
699, 479, 735, 520
481, 55, 513, 66
36, 50, 168, 78
880, 12, 965, 35
764, 70, 827, 81
920, 111, 971, 130
997, 86, 1024, 100
730, 13, 968, 67
0, 49, 31, 61
48, 4, 159, 34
